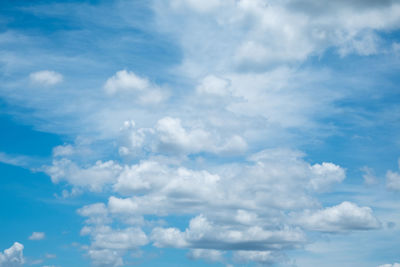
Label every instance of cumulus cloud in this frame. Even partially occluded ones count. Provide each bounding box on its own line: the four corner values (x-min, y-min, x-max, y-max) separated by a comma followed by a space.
29, 232, 45, 240
104, 70, 167, 104
187, 249, 225, 263
29, 70, 63, 86
151, 214, 305, 251
70, 148, 353, 265
118, 117, 248, 156
81, 226, 148, 267
7, 1, 395, 266
298, 201, 381, 233
104, 70, 149, 94
0, 242, 24, 267
45, 159, 122, 192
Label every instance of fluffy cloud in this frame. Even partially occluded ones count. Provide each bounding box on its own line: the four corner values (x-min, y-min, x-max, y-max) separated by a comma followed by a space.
104, 70, 167, 104
3, 1, 394, 266
0, 242, 24, 267
29, 232, 45, 240
29, 70, 63, 86
187, 249, 224, 263
81, 226, 148, 267
118, 117, 248, 156
45, 159, 122, 192
151, 214, 305, 251
298, 201, 381, 233
71, 148, 353, 265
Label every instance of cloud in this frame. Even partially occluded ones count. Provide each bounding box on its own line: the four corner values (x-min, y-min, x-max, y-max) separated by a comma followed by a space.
233, 250, 284, 265
298, 201, 381, 233
361, 166, 378, 185
1, 1, 397, 266
29, 70, 63, 86
0, 242, 24, 267
187, 249, 225, 263
151, 214, 305, 251
29, 232, 45, 240
196, 75, 231, 96
72, 148, 352, 265
104, 70, 150, 94
81, 226, 148, 267
104, 70, 167, 104
386, 159, 400, 191
45, 159, 122, 192
157, 0, 400, 73
118, 117, 248, 156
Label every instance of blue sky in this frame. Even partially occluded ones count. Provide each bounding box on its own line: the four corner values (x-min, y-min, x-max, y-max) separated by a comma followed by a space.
1, 0, 400, 266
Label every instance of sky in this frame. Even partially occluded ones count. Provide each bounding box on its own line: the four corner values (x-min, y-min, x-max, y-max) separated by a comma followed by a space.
1, 0, 400, 266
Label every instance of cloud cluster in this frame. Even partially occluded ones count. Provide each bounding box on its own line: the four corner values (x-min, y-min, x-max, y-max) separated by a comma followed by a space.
68, 146, 378, 265
1, 0, 396, 266
0, 242, 24, 267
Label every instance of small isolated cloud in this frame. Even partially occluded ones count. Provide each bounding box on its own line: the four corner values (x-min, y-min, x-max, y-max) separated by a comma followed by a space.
0, 242, 24, 267
28, 232, 45, 241
29, 70, 63, 86
298, 201, 381, 233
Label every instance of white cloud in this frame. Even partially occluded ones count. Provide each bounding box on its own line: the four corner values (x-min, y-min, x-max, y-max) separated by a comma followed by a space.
29, 232, 45, 240
103, 70, 167, 104
196, 75, 230, 96
0, 242, 24, 267
45, 159, 122, 192
70, 148, 352, 265
104, 70, 149, 94
170, 0, 224, 13
87, 249, 123, 267
233, 250, 282, 265
29, 70, 63, 86
157, 0, 400, 74
187, 249, 225, 263
309, 162, 346, 192
151, 214, 305, 251
81, 226, 148, 267
386, 168, 400, 191
118, 116, 248, 156
298, 201, 381, 233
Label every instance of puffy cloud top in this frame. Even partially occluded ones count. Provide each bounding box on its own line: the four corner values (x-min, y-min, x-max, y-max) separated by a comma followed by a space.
0, 242, 24, 267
